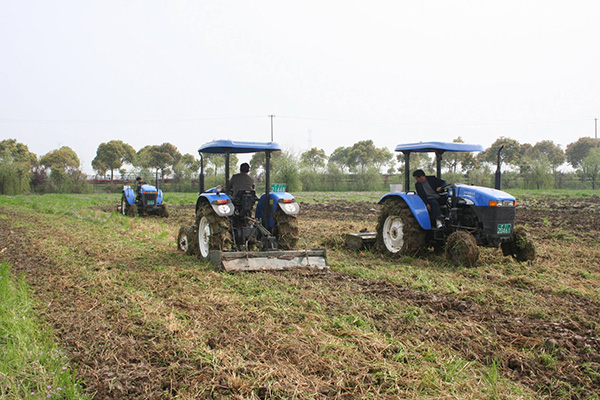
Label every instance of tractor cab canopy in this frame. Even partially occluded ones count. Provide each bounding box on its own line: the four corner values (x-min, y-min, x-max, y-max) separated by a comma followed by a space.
395, 142, 483, 154
396, 142, 484, 191
197, 140, 282, 201
198, 140, 281, 154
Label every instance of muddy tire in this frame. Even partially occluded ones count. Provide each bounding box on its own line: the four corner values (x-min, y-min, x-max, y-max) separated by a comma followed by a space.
273, 207, 299, 250
445, 230, 479, 267
125, 200, 137, 217
501, 226, 536, 262
120, 195, 128, 216
196, 203, 233, 261
159, 204, 169, 218
376, 199, 427, 256
177, 225, 197, 255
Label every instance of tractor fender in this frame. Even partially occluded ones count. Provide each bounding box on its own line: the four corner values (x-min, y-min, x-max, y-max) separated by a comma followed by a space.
378, 193, 431, 230
255, 192, 298, 226
157, 189, 163, 206
122, 187, 135, 205
196, 193, 235, 217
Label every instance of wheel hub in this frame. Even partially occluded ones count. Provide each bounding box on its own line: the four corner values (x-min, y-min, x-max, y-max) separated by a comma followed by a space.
382, 216, 404, 253
198, 217, 211, 258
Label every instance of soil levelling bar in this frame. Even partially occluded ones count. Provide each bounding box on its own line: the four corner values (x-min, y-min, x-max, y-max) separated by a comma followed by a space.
209, 249, 328, 272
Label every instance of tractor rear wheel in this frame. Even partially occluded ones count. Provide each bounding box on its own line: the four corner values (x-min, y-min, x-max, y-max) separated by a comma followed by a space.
273, 208, 299, 250
376, 199, 427, 255
196, 203, 233, 261
445, 230, 479, 267
501, 226, 535, 262
177, 225, 197, 255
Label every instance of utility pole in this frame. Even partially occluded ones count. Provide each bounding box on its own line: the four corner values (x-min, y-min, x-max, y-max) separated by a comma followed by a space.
268, 115, 275, 141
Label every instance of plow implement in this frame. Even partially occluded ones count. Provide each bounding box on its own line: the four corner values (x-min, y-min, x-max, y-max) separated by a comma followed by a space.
210, 249, 328, 272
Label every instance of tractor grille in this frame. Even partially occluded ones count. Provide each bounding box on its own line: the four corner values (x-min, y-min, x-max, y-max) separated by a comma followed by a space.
143, 192, 158, 205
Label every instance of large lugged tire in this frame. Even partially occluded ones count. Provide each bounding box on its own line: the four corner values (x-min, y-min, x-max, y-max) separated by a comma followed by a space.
273, 207, 299, 250
177, 225, 197, 255
121, 194, 137, 217
120, 195, 128, 216
196, 203, 233, 261
376, 199, 427, 256
445, 230, 479, 267
501, 226, 536, 262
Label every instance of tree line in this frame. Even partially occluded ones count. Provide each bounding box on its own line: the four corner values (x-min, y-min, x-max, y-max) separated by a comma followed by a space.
1, 136, 600, 195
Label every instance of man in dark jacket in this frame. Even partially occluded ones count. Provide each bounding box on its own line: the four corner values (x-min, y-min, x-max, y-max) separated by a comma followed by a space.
413, 169, 447, 229
228, 163, 255, 195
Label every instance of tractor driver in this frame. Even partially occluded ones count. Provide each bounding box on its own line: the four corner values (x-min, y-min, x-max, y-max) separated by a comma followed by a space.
135, 176, 146, 203
413, 169, 447, 229
228, 163, 255, 196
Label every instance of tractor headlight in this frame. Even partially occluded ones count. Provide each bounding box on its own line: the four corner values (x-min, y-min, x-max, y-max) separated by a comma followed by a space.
489, 200, 516, 207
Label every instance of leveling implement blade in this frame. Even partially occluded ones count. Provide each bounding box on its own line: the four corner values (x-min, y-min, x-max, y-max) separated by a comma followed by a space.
209, 249, 328, 272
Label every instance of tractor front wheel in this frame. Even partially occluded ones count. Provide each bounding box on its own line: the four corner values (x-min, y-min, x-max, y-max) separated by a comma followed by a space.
445, 230, 479, 267
501, 226, 536, 262
196, 204, 233, 261
177, 225, 197, 255
273, 208, 299, 250
376, 199, 427, 255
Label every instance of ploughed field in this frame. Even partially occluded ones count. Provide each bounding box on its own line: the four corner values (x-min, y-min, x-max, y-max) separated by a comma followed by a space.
1, 194, 599, 399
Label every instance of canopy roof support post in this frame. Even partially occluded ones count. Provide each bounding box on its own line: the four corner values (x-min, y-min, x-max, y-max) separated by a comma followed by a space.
403, 152, 411, 192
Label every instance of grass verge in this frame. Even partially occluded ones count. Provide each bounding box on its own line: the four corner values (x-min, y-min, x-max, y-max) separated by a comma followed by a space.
0, 262, 90, 400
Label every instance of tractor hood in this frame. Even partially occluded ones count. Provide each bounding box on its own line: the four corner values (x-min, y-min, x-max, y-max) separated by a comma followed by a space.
140, 184, 158, 193
452, 184, 515, 207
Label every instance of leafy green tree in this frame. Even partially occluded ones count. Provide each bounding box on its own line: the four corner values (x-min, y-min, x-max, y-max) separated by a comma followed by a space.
372, 147, 394, 172
92, 140, 136, 179
480, 137, 523, 170
442, 137, 478, 174
581, 147, 600, 189
300, 148, 327, 171
396, 152, 432, 174
520, 155, 553, 189
202, 153, 239, 176
40, 146, 80, 171
328, 146, 351, 173
39, 146, 88, 193
137, 143, 182, 176
272, 151, 302, 192
0, 139, 37, 195
249, 151, 283, 179
347, 140, 378, 173
566, 137, 600, 168
530, 140, 565, 172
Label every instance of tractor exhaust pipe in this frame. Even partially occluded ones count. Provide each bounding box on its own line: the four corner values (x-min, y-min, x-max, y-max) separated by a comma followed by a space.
494, 145, 504, 190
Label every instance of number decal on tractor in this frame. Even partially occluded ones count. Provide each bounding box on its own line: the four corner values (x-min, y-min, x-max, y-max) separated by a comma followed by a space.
497, 224, 511, 234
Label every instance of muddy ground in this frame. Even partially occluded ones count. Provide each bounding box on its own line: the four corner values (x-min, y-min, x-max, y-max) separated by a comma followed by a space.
1, 196, 600, 399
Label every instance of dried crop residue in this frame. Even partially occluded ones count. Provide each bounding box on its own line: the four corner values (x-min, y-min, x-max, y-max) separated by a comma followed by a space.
1, 196, 599, 399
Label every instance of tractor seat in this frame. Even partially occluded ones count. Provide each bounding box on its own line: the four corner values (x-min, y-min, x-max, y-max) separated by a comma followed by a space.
232, 190, 258, 215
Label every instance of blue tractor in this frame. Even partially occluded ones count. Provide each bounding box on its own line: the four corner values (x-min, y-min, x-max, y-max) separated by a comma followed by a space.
370, 142, 535, 266
177, 140, 327, 272
120, 179, 169, 218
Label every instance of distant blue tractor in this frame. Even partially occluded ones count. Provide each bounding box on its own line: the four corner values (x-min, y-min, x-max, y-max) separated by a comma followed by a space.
359, 142, 535, 266
177, 140, 327, 272
120, 181, 169, 218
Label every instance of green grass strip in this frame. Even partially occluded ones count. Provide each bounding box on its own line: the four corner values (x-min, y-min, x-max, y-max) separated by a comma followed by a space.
0, 262, 91, 400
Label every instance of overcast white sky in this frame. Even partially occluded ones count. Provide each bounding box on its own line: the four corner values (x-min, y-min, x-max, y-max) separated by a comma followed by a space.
1, 1, 599, 174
